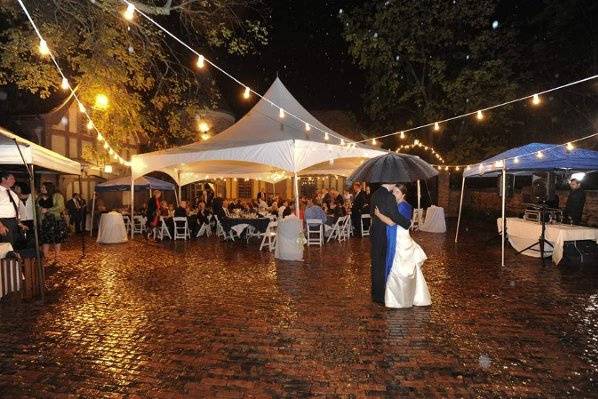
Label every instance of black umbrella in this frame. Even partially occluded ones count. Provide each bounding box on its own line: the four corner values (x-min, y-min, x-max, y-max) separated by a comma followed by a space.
346, 152, 438, 184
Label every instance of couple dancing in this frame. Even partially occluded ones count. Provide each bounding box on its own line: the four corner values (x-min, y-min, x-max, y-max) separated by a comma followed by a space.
370, 183, 431, 308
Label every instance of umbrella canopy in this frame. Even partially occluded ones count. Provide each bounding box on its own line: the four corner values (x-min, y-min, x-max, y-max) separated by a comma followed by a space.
346, 152, 438, 184
95, 176, 175, 192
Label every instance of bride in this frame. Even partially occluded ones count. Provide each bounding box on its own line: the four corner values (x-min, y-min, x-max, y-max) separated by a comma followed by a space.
374, 184, 431, 308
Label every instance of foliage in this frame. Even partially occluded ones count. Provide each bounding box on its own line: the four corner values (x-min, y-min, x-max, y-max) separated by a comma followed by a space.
0, 0, 269, 161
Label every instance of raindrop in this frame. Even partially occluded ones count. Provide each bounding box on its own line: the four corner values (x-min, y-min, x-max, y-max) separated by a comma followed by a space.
338, 8, 343, 14
373, 32, 378, 38
492, 20, 499, 29
395, 55, 400, 61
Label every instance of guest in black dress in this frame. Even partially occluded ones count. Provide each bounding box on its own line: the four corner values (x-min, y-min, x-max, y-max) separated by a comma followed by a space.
37, 182, 68, 265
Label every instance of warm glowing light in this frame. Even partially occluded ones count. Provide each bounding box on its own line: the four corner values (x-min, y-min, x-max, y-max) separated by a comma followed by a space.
444, 166, 449, 171
196, 54, 205, 68
434, 122, 440, 131
123, 3, 135, 20
279, 107, 285, 118
494, 160, 504, 167
400, 131, 405, 139
566, 142, 574, 151
201, 133, 210, 141
513, 157, 520, 164
97, 133, 104, 142
60, 77, 69, 90
78, 103, 86, 113
413, 139, 420, 145
536, 151, 544, 159
340, 139, 345, 146
372, 138, 377, 145
104, 164, 113, 173
243, 86, 250, 99
305, 123, 311, 132
86, 120, 94, 130
324, 132, 329, 140
466, 165, 471, 171
476, 110, 484, 120
94, 94, 109, 110
455, 166, 460, 171
198, 121, 209, 133
38, 39, 50, 56
532, 94, 541, 105
103, 142, 109, 149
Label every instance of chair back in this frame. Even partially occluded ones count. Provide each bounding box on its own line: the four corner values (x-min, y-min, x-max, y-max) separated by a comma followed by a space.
306, 219, 323, 246
360, 214, 371, 237
173, 217, 189, 240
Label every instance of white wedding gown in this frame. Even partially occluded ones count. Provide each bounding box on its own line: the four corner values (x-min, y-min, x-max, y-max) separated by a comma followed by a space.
385, 226, 432, 308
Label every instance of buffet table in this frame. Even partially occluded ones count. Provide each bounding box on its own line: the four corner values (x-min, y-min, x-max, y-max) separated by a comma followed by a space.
97, 212, 128, 244
497, 217, 598, 264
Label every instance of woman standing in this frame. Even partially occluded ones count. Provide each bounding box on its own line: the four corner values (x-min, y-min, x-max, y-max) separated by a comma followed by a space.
374, 184, 431, 308
37, 182, 68, 265
146, 189, 161, 238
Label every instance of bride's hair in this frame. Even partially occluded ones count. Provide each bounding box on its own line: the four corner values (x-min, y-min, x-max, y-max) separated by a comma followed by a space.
394, 184, 408, 195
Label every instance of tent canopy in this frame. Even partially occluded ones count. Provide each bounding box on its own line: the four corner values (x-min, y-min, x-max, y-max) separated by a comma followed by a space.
131, 78, 385, 184
464, 143, 598, 178
95, 176, 175, 192
0, 126, 81, 175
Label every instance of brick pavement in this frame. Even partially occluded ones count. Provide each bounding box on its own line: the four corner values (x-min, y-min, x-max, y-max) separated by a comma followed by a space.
0, 222, 597, 398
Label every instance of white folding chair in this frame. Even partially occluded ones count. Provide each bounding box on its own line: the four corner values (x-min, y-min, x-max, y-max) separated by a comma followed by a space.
158, 217, 172, 240
196, 222, 212, 238
132, 215, 146, 234
326, 216, 345, 243
339, 215, 352, 242
122, 215, 131, 232
259, 221, 278, 251
173, 217, 189, 240
213, 215, 226, 239
411, 208, 424, 231
360, 214, 371, 237
306, 219, 323, 247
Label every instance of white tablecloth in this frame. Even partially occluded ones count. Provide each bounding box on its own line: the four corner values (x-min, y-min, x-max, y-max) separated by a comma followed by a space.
420, 206, 446, 233
0, 243, 14, 259
497, 217, 598, 264
97, 212, 128, 244
275, 217, 304, 261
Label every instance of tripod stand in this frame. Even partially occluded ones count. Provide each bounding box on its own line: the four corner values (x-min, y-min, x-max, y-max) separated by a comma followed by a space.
516, 204, 554, 266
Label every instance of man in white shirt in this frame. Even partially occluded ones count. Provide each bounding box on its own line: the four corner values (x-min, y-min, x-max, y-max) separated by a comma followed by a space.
13, 183, 34, 231
0, 170, 28, 246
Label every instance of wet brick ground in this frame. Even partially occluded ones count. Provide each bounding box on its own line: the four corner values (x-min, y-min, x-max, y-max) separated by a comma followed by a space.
1, 221, 597, 398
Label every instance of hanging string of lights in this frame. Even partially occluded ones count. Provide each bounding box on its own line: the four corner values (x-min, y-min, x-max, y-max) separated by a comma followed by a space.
429, 132, 598, 173
397, 139, 444, 163
16, 0, 131, 168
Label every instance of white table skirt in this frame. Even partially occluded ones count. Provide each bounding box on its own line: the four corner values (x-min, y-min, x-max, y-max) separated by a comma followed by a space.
275, 217, 304, 261
97, 212, 128, 244
420, 206, 447, 233
497, 217, 598, 264
0, 243, 14, 259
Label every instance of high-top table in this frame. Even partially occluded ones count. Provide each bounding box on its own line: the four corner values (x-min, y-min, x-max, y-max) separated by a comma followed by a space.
497, 217, 598, 264
420, 206, 447, 233
97, 212, 128, 244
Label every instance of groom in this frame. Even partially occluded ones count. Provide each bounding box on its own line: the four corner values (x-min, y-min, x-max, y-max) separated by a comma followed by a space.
369, 184, 411, 304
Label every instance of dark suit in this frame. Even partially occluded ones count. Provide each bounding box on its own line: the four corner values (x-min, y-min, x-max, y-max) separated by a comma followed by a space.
66, 197, 83, 233
369, 187, 411, 304
564, 188, 585, 225
352, 190, 366, 234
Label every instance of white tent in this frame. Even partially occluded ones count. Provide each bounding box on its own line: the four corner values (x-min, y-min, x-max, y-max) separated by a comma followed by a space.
131, 78, 386, 218
0, 126, 81, 175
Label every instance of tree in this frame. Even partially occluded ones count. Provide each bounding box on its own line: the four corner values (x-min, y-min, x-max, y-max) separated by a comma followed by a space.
0, 0, 268, 164
340, 0, 521, 164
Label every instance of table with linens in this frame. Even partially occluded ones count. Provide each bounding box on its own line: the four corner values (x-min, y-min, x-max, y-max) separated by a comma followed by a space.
275, 216, 304, 261
97, 211, 128, 244
497, 217, 598, 265
419, 205, 447, 233
221, 216, 270, 238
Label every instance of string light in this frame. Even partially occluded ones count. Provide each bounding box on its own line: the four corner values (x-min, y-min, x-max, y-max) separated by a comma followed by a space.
103, 142, 109, 150
476, 110, 484, 120
38, 39, 49, 56
324, 132, 329, 141
513, 157, 520, 164
434, 122, 440, 131
123, 3, 135, 20
372, 138, 377, 145
305, 123, 311, 132
94, 93, 109, 110
86, 120, 94, 130
340, 139, 345, 146
400, 131, 405, 139
60, 77, 69, 90
279, 107, 285, 118
532, 94, 541, 105
243, 86, 250, 99
536, 151, 544, 159
78, 103, 86, 113
566, 142, 574, 151
97, 133, 104, 142
196, 54, 205, 69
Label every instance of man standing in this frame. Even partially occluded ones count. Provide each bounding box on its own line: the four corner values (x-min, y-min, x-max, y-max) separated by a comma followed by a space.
369, 184, 411, 304
0, 170, 27, 246
66, 193, 83, 233
564, 178, 586, 225
352, 183, 366, 235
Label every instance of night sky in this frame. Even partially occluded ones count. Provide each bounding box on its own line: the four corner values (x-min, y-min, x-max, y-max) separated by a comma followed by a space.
218, 0, 365, 117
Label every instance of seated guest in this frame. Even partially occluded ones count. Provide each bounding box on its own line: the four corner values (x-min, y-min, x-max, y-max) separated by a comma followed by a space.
0, 170, 27, 247
257, 192, 268, 210
212, 197, 227, 220
321, 189, 331, 207
304, 197, 327, 226
278, 200, 288, 218
174, 200, 188, 217
196, 201, 211, 225
281, 206, 293, 219
331, 189, 344, 205
270, 201, 278, 215
159, 200, 169, 217
328, 201, 345, 218
564, 178, 586, 225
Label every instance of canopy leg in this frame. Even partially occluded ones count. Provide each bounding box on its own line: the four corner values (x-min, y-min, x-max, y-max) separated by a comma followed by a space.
501, 168, 507, 267
130, 176, 135, 237
454, 175, 466, 243
90, 192, 95, 237
293, 173, 300, 217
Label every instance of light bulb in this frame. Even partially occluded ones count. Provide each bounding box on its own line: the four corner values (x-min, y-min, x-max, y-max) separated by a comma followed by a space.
434, 122, 440, 131
38, 39, 50, 56
414, 139, 419, 145
305, 123, 311, 132
532, 94, 541, 105
494, 160, 504, 167
196, 54, 205, 68
78, 103, 86, 113
476, 110, 484, 120
94, 94, 109, 110
86, 120, 93, 130
103, 142, 109, 149
536, 151, 544, 159
513, 157, 520, 164
201, 133, 210, 141
123, 3, 135, 20
444, 166, 449, 171
566, 142, 574, 151
97, 133, 103, 141
60, 77, 69, 90
455, 166, 460, 171
340, 139, 345, 146
372, 138, 377, 145
198, 121, 209, 133
400, 131, 405, 139
279, 108, 285, 118
104, 164, 113, 174
243, 86, 250, 99
324, 132, 329, 141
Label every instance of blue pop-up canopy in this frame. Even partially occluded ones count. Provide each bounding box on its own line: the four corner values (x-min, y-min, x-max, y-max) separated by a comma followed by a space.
456, 142, 598, 267
95, 176, 175, 192
464, 143, 598, 178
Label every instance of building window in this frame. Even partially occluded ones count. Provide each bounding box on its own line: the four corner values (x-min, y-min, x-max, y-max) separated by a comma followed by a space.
238, 180, 252, 198
69, 137, 78, 158
52, 134, 66, 154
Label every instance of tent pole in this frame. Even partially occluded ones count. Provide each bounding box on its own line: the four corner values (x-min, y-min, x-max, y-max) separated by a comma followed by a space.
130, 176, 135, 238
293, 172, 300, 217
29, 164, 44, 302
177, 169, 181, 205
90, 192, 95, 237
417, 179, 421, 210
501, 167, 507, 267
454, 174, 466, 243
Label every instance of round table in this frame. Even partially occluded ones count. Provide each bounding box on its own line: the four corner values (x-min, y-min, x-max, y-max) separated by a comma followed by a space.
97, 212, 128, 244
